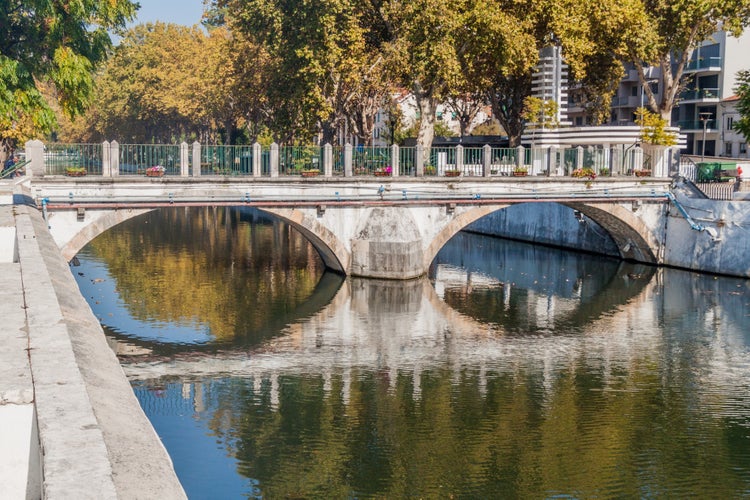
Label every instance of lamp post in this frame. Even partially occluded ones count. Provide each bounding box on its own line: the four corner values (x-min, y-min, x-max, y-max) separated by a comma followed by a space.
699, 111, 712, 162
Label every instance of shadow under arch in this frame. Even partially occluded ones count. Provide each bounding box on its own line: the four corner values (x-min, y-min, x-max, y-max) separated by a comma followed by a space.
423, 201, 661, 272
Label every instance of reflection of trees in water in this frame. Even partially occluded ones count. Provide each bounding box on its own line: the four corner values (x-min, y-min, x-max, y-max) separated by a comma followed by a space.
135, 351, 750, 499
83, 207, 327, 348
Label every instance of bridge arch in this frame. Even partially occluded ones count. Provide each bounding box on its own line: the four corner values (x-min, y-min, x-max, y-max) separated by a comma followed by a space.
53, 206, 349, 274
56, 208, 154, 261
422, 201, 663, 271
256, 207, 349, 275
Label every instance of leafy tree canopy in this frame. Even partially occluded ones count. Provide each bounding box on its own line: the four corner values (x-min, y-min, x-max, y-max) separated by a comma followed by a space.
0, 0, 137, 158
734, 70, 750, 142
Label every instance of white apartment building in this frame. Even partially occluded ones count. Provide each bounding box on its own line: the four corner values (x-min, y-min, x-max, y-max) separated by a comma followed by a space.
569, 30, 750, 157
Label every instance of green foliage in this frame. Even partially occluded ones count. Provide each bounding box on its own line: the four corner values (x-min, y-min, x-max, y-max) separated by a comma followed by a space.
470, 120, 504, 136
522, 97, 559, 129
635, 107, 677, 146
0, 0, 137, 158
734, 70, 750, 142
625, 0, 750, 121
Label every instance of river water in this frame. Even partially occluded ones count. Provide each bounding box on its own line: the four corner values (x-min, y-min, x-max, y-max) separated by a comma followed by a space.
71, 207, 750, 499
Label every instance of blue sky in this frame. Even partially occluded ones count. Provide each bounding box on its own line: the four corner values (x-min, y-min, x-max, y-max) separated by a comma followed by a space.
131, 0, 205, 27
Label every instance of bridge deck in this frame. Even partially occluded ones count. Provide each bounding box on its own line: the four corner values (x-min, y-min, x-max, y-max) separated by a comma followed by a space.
35, 176, 672, 209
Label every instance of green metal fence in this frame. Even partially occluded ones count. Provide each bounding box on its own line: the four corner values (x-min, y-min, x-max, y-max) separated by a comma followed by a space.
490, 147, 517, 176
353, 146, 390, 175
45, 143, 103, 176
279, 145, 323, 176
399, 147, 416, 176
119, 144, 180, 176
202, 145, 254, 175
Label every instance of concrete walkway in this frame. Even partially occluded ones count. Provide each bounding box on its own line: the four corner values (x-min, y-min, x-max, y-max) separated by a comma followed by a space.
0, 179, 185, 499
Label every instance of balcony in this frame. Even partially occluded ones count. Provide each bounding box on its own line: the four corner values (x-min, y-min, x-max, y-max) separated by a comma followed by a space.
677, 120, 716, 132
679, 88, 720, 103
684, 57, 722, 73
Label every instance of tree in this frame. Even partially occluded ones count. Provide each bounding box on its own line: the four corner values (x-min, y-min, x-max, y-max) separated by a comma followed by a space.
734, 70, 750, 142
628, 0, 750, 122
382, 0, 471, 151
219, 0, 389, 145
635, 107, 677, 146
0, 0, 137, 160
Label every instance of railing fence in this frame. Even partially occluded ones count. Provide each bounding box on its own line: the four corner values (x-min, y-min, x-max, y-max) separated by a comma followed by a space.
28, 141, 680, 180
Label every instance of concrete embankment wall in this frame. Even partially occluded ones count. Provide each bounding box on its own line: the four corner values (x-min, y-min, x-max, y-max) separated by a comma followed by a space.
467, 200, 750, 278
2, 199, 186, 499
466, 202, 621, 256
663, 195, 750, 278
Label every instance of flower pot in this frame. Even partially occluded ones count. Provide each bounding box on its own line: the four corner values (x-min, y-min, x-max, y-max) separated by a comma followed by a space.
635, 170, 651, 177
512, 171, 528, 177
374, 171, 391, 177
445, 171, 461, 177
301, 170, 319, 177
65, 171, 87, 177
146, 171, 164, 177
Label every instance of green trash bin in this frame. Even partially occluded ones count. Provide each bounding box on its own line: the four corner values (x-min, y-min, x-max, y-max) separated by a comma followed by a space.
696, 162, 717, 182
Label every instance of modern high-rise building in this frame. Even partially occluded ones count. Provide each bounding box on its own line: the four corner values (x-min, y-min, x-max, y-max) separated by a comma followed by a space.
568, 30, 750, 157
531, 46, 571, 127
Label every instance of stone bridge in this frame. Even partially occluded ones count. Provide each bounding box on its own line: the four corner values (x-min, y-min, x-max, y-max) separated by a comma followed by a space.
31, 176, 674, 279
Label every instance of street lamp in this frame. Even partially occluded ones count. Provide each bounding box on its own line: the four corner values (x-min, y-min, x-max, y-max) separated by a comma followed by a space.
699, 111, 712, 162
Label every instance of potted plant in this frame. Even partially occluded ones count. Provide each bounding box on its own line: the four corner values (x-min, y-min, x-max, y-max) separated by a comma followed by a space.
424, 164, 437, 176
445, 168, 461, 177
513, 166, 528, 177
146, 165, 165, 177
65, 166, 87, 177
634, 169, 651, 177
571, 167, 596, 180
300, 168, 320, 177
374, 166, 393, 177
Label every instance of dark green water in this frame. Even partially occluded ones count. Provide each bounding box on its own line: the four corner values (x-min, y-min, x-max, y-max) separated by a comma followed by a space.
72, 207, 750, 499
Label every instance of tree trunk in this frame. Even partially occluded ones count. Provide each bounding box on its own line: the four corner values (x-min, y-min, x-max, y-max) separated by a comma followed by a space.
414, 83, 436, 151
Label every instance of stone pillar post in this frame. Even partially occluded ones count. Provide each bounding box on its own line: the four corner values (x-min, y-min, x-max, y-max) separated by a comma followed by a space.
456, 144, 464, 173
252, 143, 262, 177
515, 146, 524, 170
576, 146, 584, 170
344, 144, 353, 177
547, 146, 558, 176
192, 142, 201, 177
323, 143, 333, 177
24, 139, 44, 178
110, 141, 120, 176
415, 145, 424, 176
390, 144, 400, 178
180, 142, 189, 177
102, 141, 111, 177
482, 145, 491, 177
270, 143, 279, 177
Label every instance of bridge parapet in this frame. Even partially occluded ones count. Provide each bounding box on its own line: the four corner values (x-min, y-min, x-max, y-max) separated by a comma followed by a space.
25, 139, 682, 180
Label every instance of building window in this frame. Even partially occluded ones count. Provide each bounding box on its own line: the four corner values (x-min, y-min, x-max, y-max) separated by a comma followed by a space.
725, 142, 733, 156
741, 142, 747, 154
727, 116, 734, 130
631, 86, 638, 97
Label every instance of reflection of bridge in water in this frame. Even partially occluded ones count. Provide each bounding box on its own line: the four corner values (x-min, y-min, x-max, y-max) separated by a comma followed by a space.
122, 259, 657, 399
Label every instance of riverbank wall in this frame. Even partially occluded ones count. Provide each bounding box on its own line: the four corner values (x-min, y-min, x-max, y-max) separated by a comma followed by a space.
0, 187, 186, 499
467, 193, 750, 278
